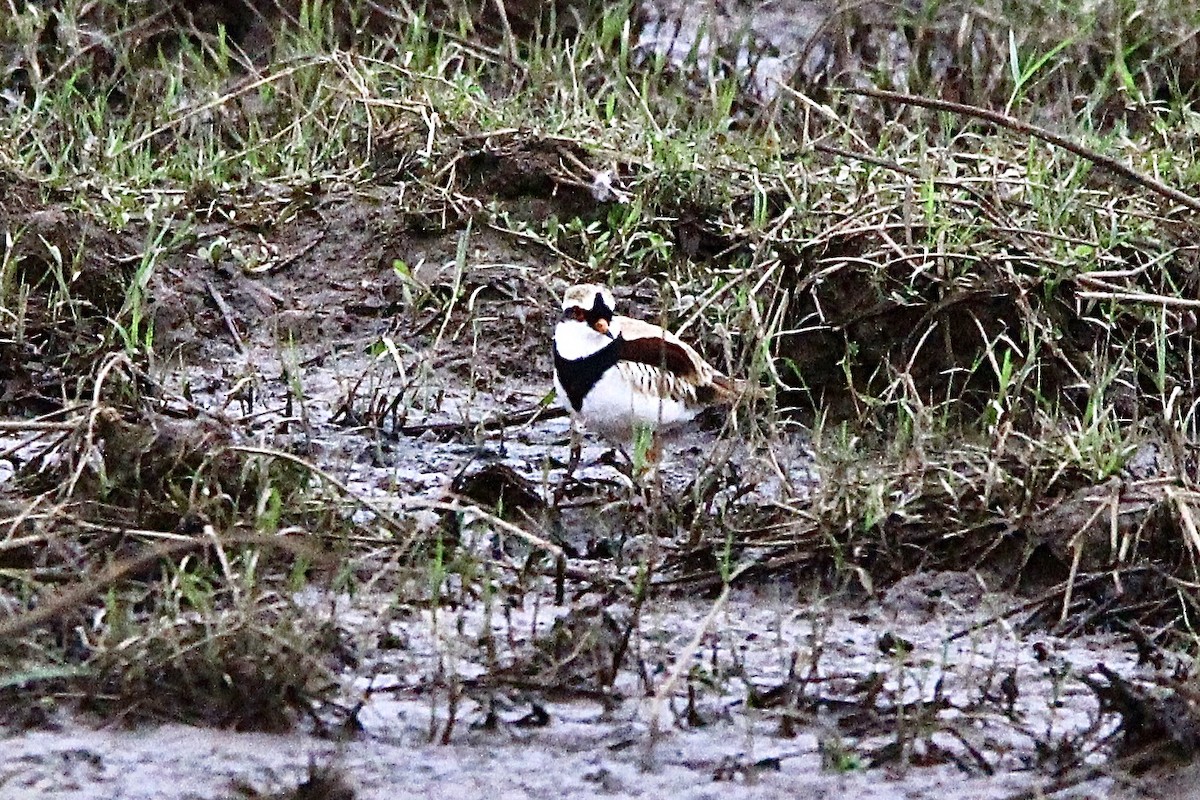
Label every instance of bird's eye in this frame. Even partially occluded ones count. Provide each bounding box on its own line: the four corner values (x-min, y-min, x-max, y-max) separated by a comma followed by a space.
571, 307, 586, 321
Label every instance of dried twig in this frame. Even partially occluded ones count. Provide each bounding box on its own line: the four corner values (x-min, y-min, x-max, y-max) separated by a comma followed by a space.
204, 280, 247, 354
844, 87, 1200, 214
397, 404, 566, 438
232, 445, 563, 559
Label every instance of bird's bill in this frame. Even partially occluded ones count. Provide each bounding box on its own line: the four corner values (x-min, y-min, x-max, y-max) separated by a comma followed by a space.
592, 318, 611, 337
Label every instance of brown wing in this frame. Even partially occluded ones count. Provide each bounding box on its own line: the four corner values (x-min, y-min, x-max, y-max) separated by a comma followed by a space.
614, 315, 739, 405
617, 335, 698, 379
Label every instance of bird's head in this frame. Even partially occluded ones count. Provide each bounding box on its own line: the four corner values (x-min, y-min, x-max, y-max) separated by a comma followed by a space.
560, 284, 616, 337
555, 284, 619, 360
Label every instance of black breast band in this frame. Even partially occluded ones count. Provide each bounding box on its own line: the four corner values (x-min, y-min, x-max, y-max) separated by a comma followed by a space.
554, 336, 623, 412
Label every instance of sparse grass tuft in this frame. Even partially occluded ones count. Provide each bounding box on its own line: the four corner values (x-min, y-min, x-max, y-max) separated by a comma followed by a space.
84, 593, 338, 731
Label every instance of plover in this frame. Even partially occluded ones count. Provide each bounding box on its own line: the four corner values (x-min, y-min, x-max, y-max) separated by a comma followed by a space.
552, 283, 738, 462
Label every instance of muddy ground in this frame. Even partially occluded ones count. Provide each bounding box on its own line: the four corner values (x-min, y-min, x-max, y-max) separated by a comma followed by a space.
3, 591, 1185, 800
4, 1, 1200, 798
0, 184, 1193, 799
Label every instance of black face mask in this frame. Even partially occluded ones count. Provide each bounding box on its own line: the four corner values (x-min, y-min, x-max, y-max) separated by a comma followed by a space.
585, 291, 613, 327
562, 292, 614, 330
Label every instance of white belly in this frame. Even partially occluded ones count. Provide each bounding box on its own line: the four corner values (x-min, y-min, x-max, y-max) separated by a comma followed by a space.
577, 367, 697, 441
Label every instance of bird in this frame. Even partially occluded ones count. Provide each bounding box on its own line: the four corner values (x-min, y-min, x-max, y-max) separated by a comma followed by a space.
552, 283, 738, 467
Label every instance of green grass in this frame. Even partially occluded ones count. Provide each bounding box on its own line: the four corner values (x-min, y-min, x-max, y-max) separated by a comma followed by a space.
3, 0, 1200, 740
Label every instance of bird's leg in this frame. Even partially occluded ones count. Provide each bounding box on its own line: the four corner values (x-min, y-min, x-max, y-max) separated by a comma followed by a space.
566, 420, 583, 479
553, 421, 584, 505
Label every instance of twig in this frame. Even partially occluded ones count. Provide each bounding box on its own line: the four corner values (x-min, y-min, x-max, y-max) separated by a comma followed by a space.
643, 581, 732, 764
0, 525, 337, 637
0, 420, 79, 432
997, 746, 1164, 800
64, 354, 133, 499
491, 0, 519, 64
643, 563, 750, 764
232, 445, 421, 546
946, 570, 1150, 642
3, 492, 54, 545
398, 404, 566, 437
245, 225, 328, 275
1076, 290, 1200, 309
775, 82, 872, 152
204, 280, 247, 354
396, 497, 564, 559
811, 142, 1023, 214
486, 220, 588, 270
232, 446, 563, 559
843, 87, 1200, 214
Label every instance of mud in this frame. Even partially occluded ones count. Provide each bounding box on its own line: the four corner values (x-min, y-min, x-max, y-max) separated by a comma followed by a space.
0, 584, 1178, 800
3, 4, 1199, 796
0, 188, 1186, 798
